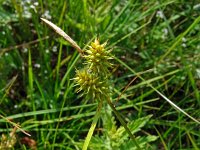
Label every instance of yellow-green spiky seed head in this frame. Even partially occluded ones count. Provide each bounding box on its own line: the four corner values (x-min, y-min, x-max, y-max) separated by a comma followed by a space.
84, 38, 113, 75
74, 68, 110, 100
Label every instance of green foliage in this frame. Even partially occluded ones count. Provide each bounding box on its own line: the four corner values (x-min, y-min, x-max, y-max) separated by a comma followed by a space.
0, 0, 200, 149
0, 2, 17, 26
82, 114, 157, 150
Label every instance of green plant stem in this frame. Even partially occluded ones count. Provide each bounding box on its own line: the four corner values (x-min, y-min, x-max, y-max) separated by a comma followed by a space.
0, 75, 18, 105
105, 97, 142, 150
28, 49, 35, 114
154, 126, 168, 150
82, 100, 103, 150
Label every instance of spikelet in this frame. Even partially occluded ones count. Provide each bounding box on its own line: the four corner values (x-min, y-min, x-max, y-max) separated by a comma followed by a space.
84, 38, 113, 76
74, 68, 110, 100
74, 38, 113, 101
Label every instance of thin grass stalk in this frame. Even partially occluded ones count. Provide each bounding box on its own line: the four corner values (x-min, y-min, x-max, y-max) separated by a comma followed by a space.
82, 100, 103, 150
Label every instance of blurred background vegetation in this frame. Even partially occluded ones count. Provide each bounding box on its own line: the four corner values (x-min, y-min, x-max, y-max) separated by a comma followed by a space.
0, 0, 200, 149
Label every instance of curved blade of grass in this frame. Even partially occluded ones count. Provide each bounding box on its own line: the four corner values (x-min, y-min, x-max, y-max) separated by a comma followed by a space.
0, 104, 96, 122
115, 56, 200, 124
0, 75, 18, 105
154, 126, 168, 150
82, 100, 103, 150
40, 18, 83, 55
186, 131, 200, 150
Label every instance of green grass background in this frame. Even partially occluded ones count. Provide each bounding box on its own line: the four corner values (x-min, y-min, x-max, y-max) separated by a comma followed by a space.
0, 0, 200, 149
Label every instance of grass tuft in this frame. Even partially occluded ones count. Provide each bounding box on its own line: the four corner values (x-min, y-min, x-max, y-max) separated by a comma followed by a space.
0, 0, 200, 149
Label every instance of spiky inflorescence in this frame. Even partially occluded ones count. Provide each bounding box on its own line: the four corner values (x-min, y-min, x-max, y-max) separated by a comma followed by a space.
84, 38, 113, 76
0, 129, 17, 150
74, 68, 110, 100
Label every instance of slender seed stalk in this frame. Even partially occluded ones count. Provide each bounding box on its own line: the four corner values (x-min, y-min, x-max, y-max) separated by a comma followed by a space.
82, 100, 103, 150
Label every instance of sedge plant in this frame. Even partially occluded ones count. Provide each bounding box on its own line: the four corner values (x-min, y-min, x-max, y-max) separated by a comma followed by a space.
73, 38, 142, 150
41, 18, 142, 150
